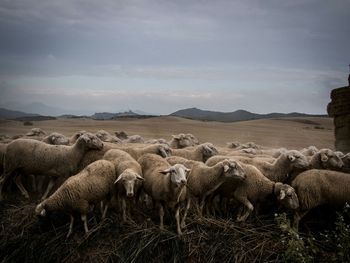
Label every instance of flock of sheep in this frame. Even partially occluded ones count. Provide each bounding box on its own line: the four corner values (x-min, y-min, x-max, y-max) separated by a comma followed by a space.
0, 127, 350, 237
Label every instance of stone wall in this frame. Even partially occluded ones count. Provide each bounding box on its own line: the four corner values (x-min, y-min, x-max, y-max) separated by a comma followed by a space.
327, 86, 350, 153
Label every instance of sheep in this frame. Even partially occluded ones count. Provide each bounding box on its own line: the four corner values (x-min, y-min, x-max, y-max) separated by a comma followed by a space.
167, 156, 246, 225
96, 130, 122, 143
78, 143, 172, 171
126, 135, 145, 144
69, 130, 87, 144
146, 138, 169, 145
42, 132, 70, 145
309, 148, 343, 170
138, 154, 190, 235
35, 160, 117, 237
227, 142, 241, 149
26, 128, 46, 136
340, 153, 350, 173
300, 146, 319, 157
115, 131, 128, 140
291, 169, 350, 229
0, 133, 104, 201
169, 133, 198, 149
172, 143, 218, 163
103, 149, 144, 222
206, 150, 309, 183
213, 162, 299, 221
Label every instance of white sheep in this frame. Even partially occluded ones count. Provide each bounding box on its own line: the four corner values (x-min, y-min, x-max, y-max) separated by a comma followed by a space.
42, 132, 70, 145
96, 130, 121, 143
300, 146, 319, 156
69, 130, 87, 144
206, 150, 309, 183
103, 149, 144, 222
169, 133, 198, 149
309, 148, 344, 170
172, 143, 218, 162
291, 169, 350, 229
35, 160, 117, 237
138, 154, 190, 235
26, 128, 46, 137
0, 133, 104, 201
126, 135, 145, 144
167, 156, 246, 226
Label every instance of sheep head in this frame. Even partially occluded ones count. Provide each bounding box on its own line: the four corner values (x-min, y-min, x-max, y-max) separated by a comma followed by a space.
319, 149, 344, 169
160, 164, 190, 187
171, 133, 193, 148
79, 133, 104, 150
286, 150, 309, 169
221, 160, 246, 181
115, 169, 144, 198
227, 142, 241, 149
201, 143, 219, 161
158, 144, 172, 158
274, 183, 299, 210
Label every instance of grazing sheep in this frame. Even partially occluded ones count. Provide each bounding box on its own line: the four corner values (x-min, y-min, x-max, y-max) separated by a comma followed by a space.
168, 156, 246, 225
215, 162, 299, 221
0, 133, 104, 201
126, 135, 145, 144
26, 128, 46, 136
300, 146, 319, 157
138, 154, 190, 235
103, 149, 144, 222
69, 130, 87, 144
115, 131, 128, 140
172, 143, 218, 162
206, 150, 309, 183
96, 130, 121, 143
169, 133, 198, 149
35, 160, 117, 237
42, 132, 70, 145
291, 169, 350, 229
309, 148, 343, 170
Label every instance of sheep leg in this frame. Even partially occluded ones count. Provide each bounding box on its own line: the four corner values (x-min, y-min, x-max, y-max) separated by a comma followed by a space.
175, 204, 182, 235
293, 210, 309, 230
100, 201, 104, 215
158, 202, 165, 230
29, 174, 37, 192
0, 170, 15, 201
199, 197, 206, 217
122, 197, 127, 222
41, 178, 56, 200
102, 202, 109, 220
67, 215, 74, 238
13, 174, 30, 199
81, 214, 89, 234
37, 176, 45, 195
181, 198, 191, 228
235, 196, 254, 222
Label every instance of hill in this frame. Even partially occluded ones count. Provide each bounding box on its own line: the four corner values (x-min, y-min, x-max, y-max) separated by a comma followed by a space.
170, 107, 327, 122
0, 108, 39, 119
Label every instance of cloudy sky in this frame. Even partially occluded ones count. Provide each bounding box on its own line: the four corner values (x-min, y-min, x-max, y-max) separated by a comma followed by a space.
0, 0, 349, 115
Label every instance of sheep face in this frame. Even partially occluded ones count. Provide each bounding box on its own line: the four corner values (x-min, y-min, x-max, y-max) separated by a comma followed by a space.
201, 143, 219, 160
319, 149, 344, 169
160, 164, 190, 187
222, 160, 246, 181
115, 169, 144, 198
35, 203, 47, 217
79, 133, 104, 150
275, 183, 299, 210
172, 134, 193, 148
158, 144, 172, 158
286, 150, 309, 169
307, 146, 318, 156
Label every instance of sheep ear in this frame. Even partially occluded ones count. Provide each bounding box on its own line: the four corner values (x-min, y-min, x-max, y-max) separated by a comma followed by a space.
224, 165, 230, 173
321, 153, 328, 162
114, 174, 123, 184
136, 174, 144, 181
288, 155, 296, 162
160, 168, 171, 175
279, 190, 286, 200
204, 145, 212, 154
185, 168, 191, 173
40, 209, 46, 217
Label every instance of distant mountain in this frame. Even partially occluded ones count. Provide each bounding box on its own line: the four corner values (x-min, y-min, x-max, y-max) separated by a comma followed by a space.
0, 108, 39, 119
170, 107, 327, 122
91, 110, 139, 120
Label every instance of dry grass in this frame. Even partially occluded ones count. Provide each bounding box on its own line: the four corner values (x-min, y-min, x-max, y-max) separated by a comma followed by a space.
0, 116, 334, 149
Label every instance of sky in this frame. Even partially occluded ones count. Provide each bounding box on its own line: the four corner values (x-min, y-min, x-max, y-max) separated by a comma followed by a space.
0, 0, 349, 116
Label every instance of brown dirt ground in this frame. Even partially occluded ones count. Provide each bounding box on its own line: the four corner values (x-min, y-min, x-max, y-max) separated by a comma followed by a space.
0, 116, 334, 149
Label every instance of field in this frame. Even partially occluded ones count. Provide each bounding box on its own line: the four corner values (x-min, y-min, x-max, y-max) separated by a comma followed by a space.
0, 116, 334, 149
1, 116, 349, 263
